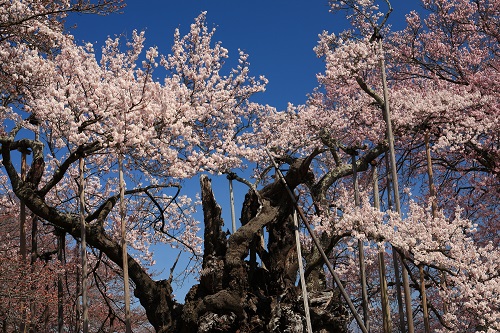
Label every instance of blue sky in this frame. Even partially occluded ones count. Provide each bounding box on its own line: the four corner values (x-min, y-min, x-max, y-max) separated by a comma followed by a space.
66, 0, 422, 300
68, 0, 419, 111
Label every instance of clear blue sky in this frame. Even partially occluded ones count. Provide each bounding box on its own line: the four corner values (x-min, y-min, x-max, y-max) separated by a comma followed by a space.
67, 0, 421, 300
68, 0, 418, 111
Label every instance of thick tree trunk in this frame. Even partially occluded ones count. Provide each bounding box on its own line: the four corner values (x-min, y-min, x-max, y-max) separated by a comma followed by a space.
3, 138, 348, 332
177, 167, 347, 332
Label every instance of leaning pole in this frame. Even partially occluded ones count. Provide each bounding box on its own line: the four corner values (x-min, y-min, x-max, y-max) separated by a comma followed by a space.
266, 148, 369, 333
118, 152, 132, 333
350, 152, 370, 331
375, 29, 415, 333
79, 157, 89, 333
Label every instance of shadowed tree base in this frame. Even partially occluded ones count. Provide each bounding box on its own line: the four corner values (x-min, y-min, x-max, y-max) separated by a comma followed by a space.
172, 174, 348, 333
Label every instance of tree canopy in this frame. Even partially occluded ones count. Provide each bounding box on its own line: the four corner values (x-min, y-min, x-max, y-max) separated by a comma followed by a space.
0, 0, 499, 332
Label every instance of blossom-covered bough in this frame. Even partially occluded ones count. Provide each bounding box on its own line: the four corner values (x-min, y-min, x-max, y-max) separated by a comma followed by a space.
1, 0, 499, 332
300, 0, 500, 331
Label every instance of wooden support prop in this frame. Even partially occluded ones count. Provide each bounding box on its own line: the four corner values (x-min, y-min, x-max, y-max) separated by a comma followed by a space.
20, 150, 28, 259
293, 211, 313, 333
351, 152, 370, 331
57, 230, 65, 333
426, 133, 449, 318
419, 264, 431, 333
118, 153, 132, 333
19, 150, 29, 333
385, 156, 406, 332
376, 32, 415, 333
372, 162, 392, 333
265, 148, 368, 333
420, 133, 434, 332
79, 157, 89, 333
29, 215, 38, 332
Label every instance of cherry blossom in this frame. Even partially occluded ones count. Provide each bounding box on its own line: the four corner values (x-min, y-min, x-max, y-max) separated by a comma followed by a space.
2, 0, 500, 332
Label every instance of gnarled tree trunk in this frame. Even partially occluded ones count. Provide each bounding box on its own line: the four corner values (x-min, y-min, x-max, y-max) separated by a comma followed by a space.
176, 164, 348, 332
3, 136, 349, 332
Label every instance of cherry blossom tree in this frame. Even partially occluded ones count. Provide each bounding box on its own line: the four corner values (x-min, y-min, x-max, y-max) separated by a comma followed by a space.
1, 0, 499, 332
280, 0, 499, 331
253, 0, 499, 331
2, 1, 275, 331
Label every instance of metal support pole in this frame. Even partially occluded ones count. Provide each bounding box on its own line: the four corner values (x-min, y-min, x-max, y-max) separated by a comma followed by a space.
228, 177, 237, 234
265, 148, 368, 333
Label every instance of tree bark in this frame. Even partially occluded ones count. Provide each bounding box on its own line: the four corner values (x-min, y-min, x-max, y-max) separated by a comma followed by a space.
178, 163, 348, 332
3, 137, 349, 332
